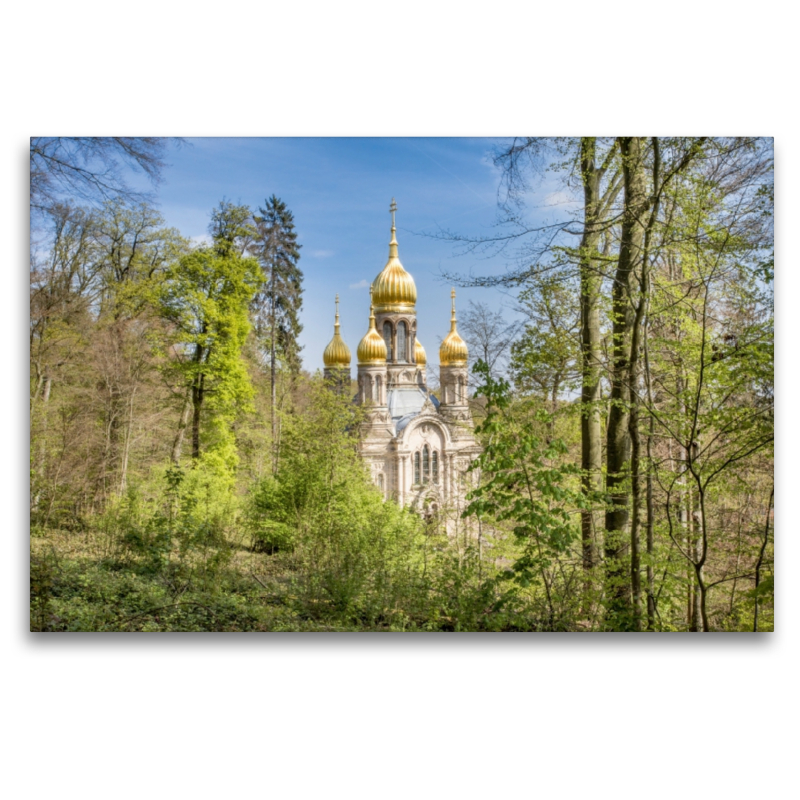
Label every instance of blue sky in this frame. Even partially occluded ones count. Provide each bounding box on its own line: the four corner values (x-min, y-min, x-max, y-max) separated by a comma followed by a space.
150, 137, 573, 373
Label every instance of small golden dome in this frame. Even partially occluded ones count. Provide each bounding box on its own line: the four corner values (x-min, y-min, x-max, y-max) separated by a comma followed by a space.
372, 199, 417, 314
357, 291, 388, 365
415, 339, 427, 367
440, 288, 468, 366
323, 295, 351, 368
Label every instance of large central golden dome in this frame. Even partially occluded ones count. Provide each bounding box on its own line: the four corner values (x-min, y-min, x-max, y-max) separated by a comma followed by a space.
372, 200, 417, 314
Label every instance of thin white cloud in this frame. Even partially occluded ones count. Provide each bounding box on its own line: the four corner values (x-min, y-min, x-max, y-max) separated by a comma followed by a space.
311, 249, 334, 258
349, 279, 369, 289
543, 190, 579, 207
191, 234, 213, 247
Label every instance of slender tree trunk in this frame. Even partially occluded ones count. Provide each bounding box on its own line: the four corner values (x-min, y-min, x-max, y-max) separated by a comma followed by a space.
604, 136, 647, 629
754, 486, 774, 632
269, 257, 277, 473
171, 393, 192, 465
645, 415, 655, 629
629, 401, 643, 630
190, 337, 207, 462
643, 311, 656, 629
33, 375, 53, 510
626, 138, 661, 632
579, 137, 604, 571
693, 480, 709, 632
118, 387, 136, 495
192, 373, 204, 461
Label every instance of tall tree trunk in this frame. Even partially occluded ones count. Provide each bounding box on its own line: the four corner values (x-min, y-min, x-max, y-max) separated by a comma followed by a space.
604, 136, 647, 629
32, 375, 53, 510
643, 301, 657, 629
192, 373, 204, 461
753, 487, 773, 632
190, 337, 206, 461
118, 387, 136, 495
645, 415, 655, 629
269, 257, 277, 473
626, 138, 661, 632
171, 393, 192, 465
579, 137, 604, 571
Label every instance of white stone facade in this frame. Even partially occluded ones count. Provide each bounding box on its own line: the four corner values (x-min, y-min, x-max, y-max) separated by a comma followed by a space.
324, 203, 481, 520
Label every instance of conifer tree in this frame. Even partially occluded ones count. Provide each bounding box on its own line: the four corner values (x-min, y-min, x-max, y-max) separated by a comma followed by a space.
252, 196, 304, 459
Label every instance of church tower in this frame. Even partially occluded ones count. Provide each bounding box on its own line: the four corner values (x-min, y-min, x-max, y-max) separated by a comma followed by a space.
322, 294, 351, 393
326, 200, 481, 515
371, 199, 424, 392
438, 289, 471, 424
356, 289, 389, 411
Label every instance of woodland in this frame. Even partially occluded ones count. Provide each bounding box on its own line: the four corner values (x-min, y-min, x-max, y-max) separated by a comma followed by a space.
29, 136, 774, 632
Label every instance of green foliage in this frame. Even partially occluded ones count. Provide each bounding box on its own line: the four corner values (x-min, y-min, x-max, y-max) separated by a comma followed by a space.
464, 361, 587, 628
157, 243, 263, 470
252, 195, 304, 375
246, 376, 427, 624
467, 361, 582, 554
510, 274, 580, 403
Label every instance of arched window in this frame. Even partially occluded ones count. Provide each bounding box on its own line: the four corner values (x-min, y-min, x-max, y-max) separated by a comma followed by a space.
383, 321, 393, 361
397, 321, 407, 361
378, 473, 384, 493
375, 375, 382, 404
414, 451, 420, 485
432, 451, 439, 484
422, 445, 430, 484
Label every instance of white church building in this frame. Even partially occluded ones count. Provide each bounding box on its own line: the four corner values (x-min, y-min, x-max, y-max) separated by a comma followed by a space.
322, 201, 481, 517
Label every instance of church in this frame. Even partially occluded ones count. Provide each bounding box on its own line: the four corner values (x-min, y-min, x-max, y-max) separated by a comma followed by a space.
322, 201, 481, 518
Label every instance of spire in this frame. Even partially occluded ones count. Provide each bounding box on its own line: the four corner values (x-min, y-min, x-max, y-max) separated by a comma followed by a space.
389, 198, 399, 259
323, 292, 351, 368
372, 197, 417, 313
440, 286, 468, 366
357, 285, 388, 365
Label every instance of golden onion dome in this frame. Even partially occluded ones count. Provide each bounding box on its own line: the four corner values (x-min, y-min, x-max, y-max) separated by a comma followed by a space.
357, 290, 388, 365
372, 199, 417, 314
415, 339, 427, 367
440, 288, 469, 366
323, 294, 351, 368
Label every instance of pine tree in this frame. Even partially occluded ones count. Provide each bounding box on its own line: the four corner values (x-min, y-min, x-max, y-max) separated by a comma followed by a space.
252, 196, 303, 465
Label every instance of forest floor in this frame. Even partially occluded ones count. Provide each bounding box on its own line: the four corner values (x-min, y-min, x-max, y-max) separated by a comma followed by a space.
30, 527, 387, 632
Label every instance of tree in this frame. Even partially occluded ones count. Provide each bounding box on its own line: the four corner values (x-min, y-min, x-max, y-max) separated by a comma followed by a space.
30, 137, 175, 221
603, 136, 649, 627
90, 201, 187, 495
209, 200, 254, 258
464, 361, 585, 630
457, 300, 521, 384
510, 275, 580, 413
441, 137, 623, 573
641, 141, 773, 630
30, 200, 187, 514
252, 195, 303, 465
157, 225, 263, 475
